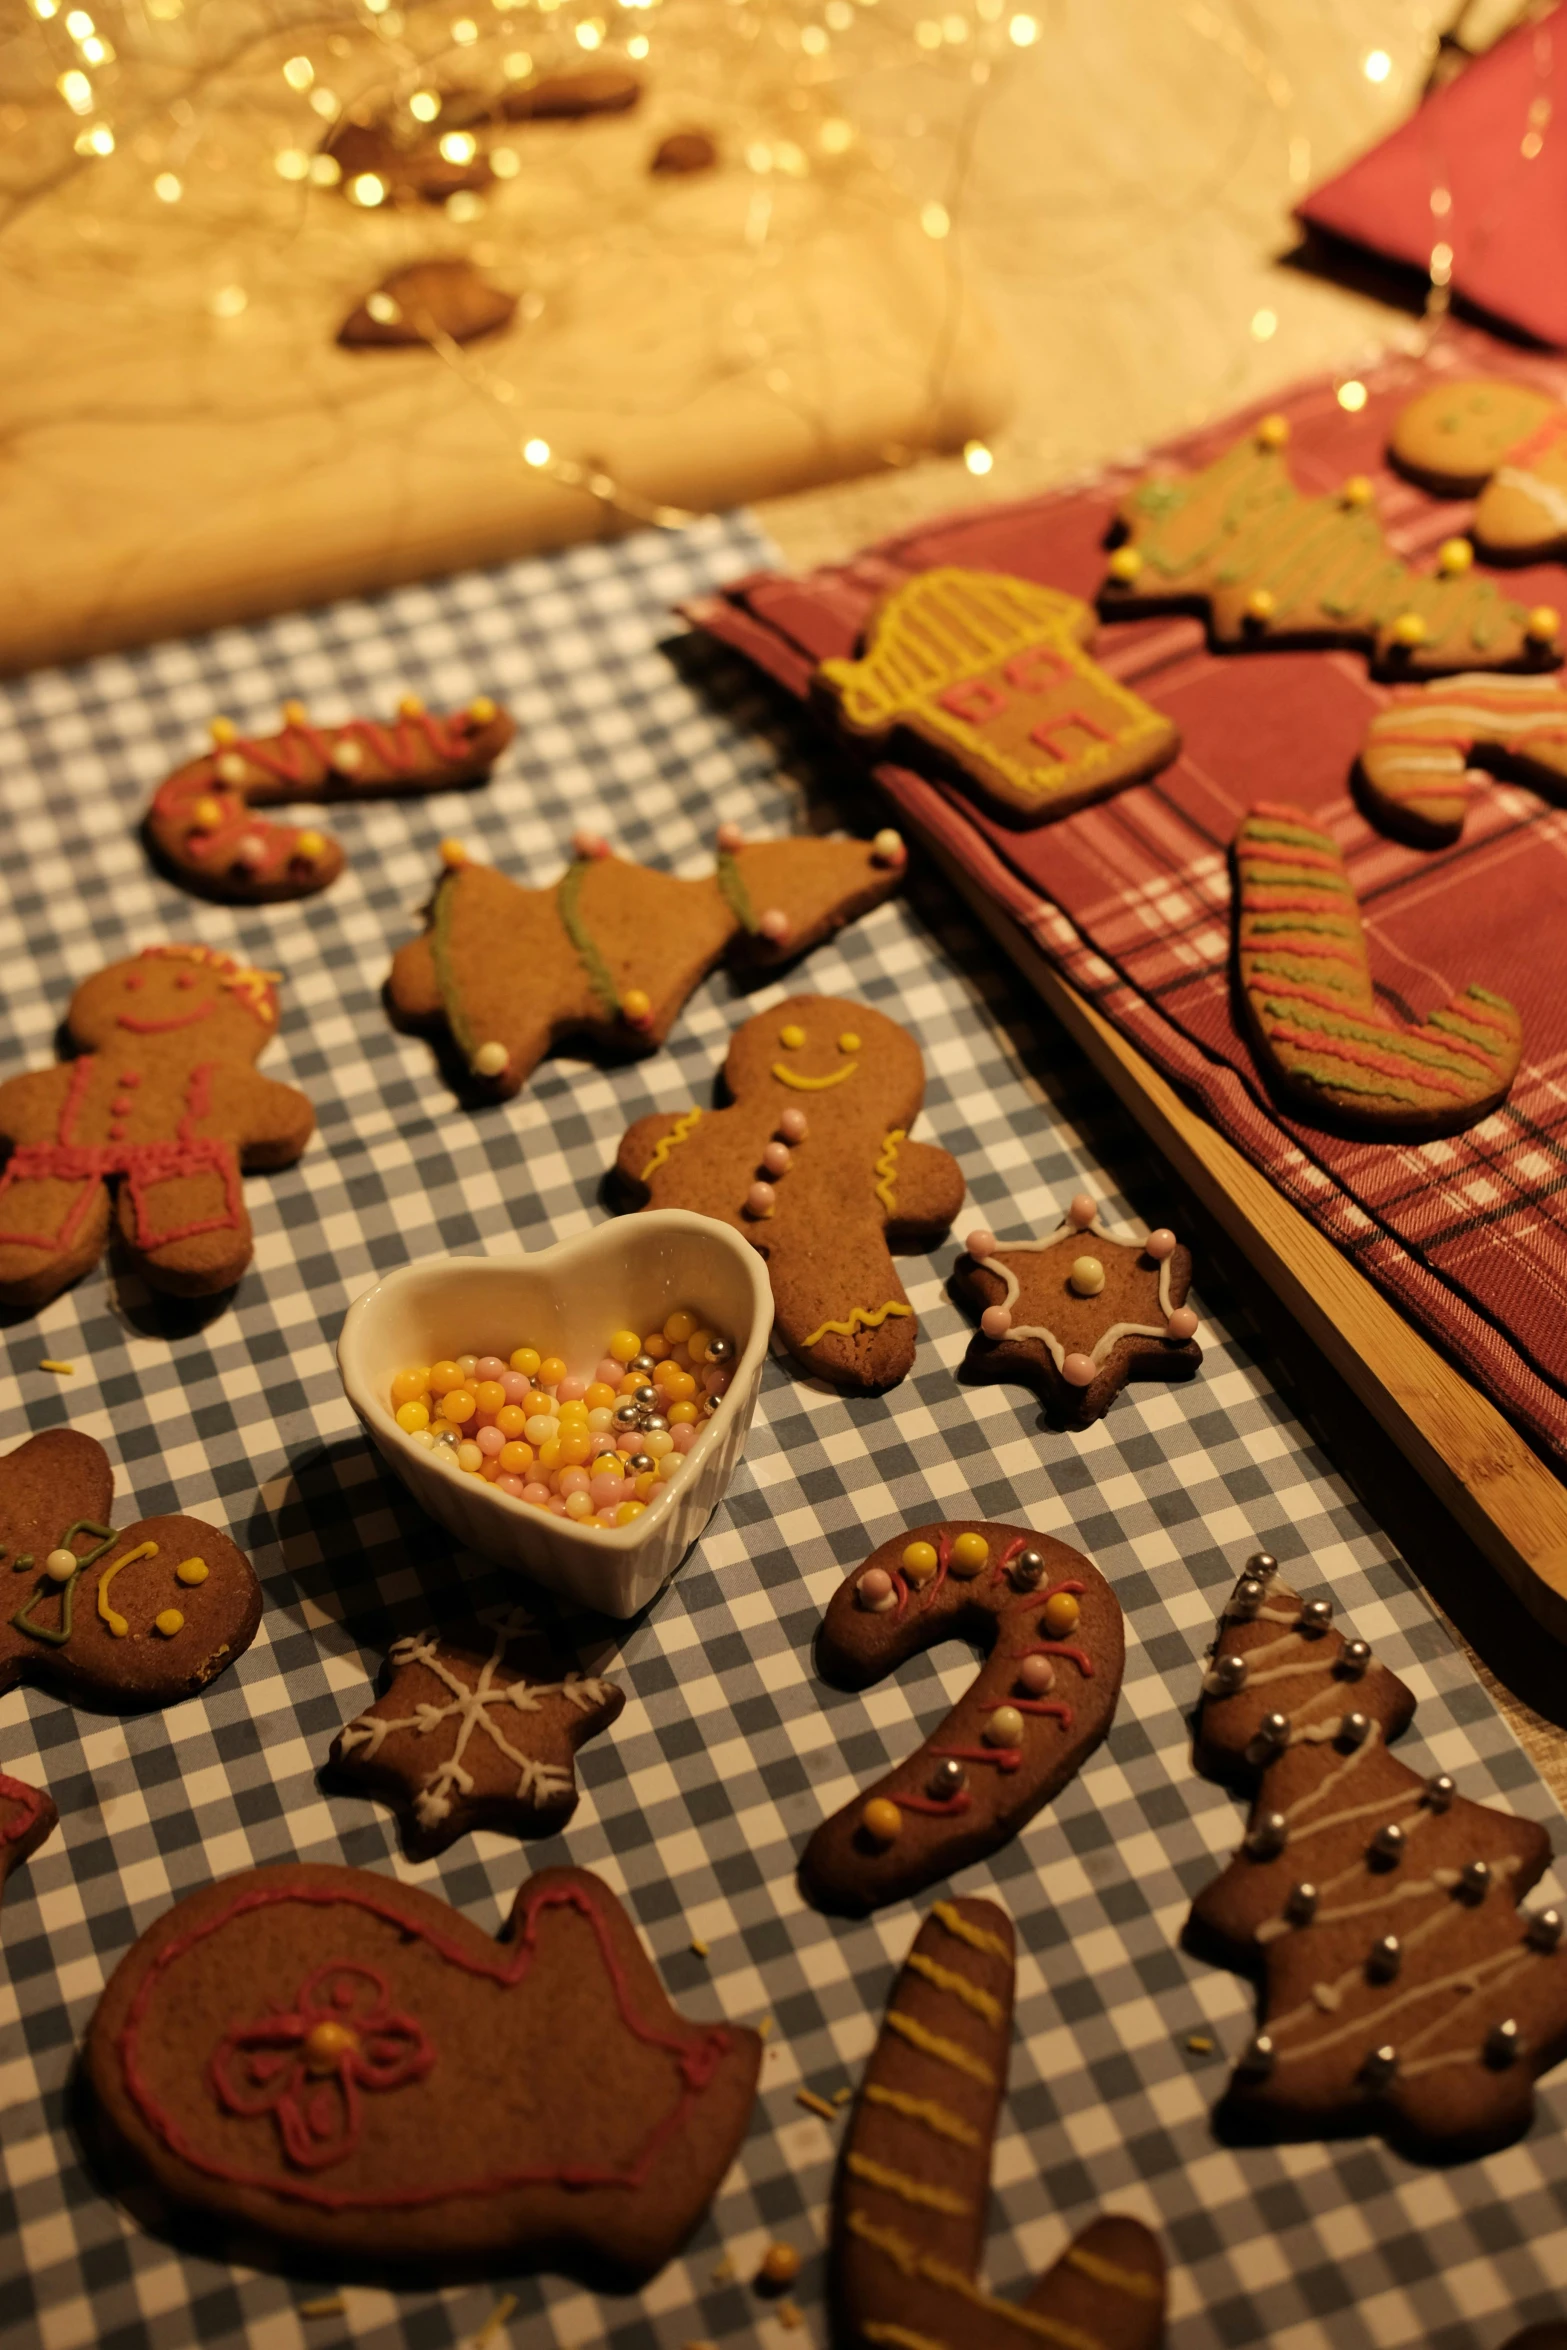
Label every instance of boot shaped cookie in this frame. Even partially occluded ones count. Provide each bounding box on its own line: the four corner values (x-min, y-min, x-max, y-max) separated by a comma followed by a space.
0, 943, 314, 1309
613, 993, 963, 1391
1358, 672, 1567, 847
1101, 412, 1560, 676
832, 1897, 1165, 2350
1389, 378, 1567, 561
0, 1427, 262, 1709
801, 1519, 1124, 1915
1235, 803, 1521, 1137
86, 1861, 761, 2280
815, 568, 1180, 826
0, 1771, 57, 1920
388, 825, 906, 1102
145, 693, 514, 904
1190, 1553, 1567, 2160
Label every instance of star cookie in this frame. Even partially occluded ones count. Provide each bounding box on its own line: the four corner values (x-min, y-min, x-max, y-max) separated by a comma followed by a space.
953, 1191, 1201, 1428
0, 1770, 57, 1923
328, 1608, 624, 1858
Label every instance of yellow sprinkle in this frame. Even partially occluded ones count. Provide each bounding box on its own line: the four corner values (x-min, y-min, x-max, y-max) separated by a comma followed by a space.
758, 2014, 774, 2039
833, 2085, 853, 2105
38, 1361, 74, 1375
299, 2299, 346, 2320
778, 2305, 804, 2333
689, 1936, 709, 1958
1185, 2033, 1214, 2055
472, 2294, 517, 2350
710, 2254, 736, 2284
796, 2089, 838, 2121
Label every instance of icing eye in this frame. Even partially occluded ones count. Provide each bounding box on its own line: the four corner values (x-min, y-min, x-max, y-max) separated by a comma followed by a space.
176, 971, 197, 990
838, 1031, 861, 1053
779, 1023, 805, 1050
124, 972, 145, 991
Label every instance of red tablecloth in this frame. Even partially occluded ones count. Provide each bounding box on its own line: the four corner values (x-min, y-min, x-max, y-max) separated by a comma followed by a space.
686, 325, 1567, 1470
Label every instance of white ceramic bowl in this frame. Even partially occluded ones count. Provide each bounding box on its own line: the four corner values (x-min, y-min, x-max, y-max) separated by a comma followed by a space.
338, 1211, 774, 1617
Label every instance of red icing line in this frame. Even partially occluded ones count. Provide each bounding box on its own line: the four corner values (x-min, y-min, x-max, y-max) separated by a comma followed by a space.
117, 1004, 214, 1035
0, 1773, 46, 1842
0, 1056, 244, 1254
1241, 933, 1361, 967
1019, 1639, 1094, 1678
987, 1697, 1072, 1724
1253, 976, 1500, 1073
1452, 993, 1512, 1039
1263, 1015, 1472, 1099
989, 1533, 1029, 1585
210, 1960, 432, 2171
1250, 801, 1334, 833
1007, 1578, 1085, 1618
931, 1743, 1021, 1773
893, 1790, 974, 1816
1238, 839, 1343, 874
1239, 886, 1354, 915
117, 1878, 734, 2209
1498, 407, 1567, 470
922, 1528, 952, 1610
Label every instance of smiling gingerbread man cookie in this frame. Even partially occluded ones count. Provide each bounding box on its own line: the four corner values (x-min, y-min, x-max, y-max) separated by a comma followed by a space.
0, 944, 314, 1310
613, 994, 964, 1391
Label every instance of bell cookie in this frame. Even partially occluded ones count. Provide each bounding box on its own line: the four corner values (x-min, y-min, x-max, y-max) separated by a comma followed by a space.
328, 1608, 624, 1858
146, 694, 514, 904
1101, 412, 1561, 675
0, 1426, 262, 1710
0, 943, 315, 1309
834, 1896, 1165, 2350
1235, 803, 1521, 1136
1189, 1554, 1567, 2160
614, 992, 962, 1393
800, 1519, 1124, 1915
1389, 379, 1567, 562
0, 1770, 57, 1920
1357, 672, 1567, 848
85, 1860, 760, 2281
954, 1193, 1200, 1428
388, 827, 906, 1102
815, 566, 1180, 826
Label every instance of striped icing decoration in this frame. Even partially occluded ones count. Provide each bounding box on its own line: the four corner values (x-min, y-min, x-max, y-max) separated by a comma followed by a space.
1360, 673, 1567, 843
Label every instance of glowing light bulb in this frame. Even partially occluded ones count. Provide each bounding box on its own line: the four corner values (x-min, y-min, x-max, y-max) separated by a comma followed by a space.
409, 89, 440, 120
348, 172, 387, 205
65, 11, 94, 36
920, 200, 949, 238
1008, 13, 1037, 43
283, 54, 314, 88
963, 440, 993, 476
1363, 48, 1391, 82
274, 147, 311, 180
74, 121, 113, 153
523, 438, 551, 466
438, 129, 477, 162
209, 284, 248, 317
452, 14, 478, 38
57, 69, 93, 112
1250, 308, 1277, 341
1336, 380, 1368, 413
154, 171, 182, 200
503, 48, 533, 75
626, 32, 647, 53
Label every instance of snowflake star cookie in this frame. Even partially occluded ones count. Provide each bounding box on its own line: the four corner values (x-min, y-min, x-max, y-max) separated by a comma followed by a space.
954, 1192, 1200, 1428
329, 1610, 623, 1858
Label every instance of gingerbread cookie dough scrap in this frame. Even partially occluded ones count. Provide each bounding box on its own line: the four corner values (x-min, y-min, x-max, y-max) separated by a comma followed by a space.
0, 943, 315, 1311
328, 1607, 624, 1858
833, 1897, 1165, 2350
1190, 1551, 1567, 2160
0, 1770, 57, 1923
1389, 378, 1567, 562
388, 823, 907, 1103
816, 567, 1180, 826
86, 1861, 761, 2279
1101, 411, 1561, 676
145, 691, 515, 905
614, 993, 964, 1394
1358, 672, 1567, 847
954, 1191, 1200, 1429
0, 1426, 262, 1710
1234, 802, 1522, 1137
800, 1519, 1125, 1916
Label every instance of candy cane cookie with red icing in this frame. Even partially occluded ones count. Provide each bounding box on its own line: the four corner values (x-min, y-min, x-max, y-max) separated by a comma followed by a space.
1357, 672, 1567, 848
1234, 802, 1522, 1137
954, 1190, 1200, 1430
0, 1771, 57, 1926
800, 1519, 1124, 1915
144, 693, 514, 904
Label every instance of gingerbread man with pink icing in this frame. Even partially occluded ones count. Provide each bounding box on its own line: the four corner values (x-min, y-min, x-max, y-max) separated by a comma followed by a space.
954, 1190, 1201, 1429
0, 945, 314, 1311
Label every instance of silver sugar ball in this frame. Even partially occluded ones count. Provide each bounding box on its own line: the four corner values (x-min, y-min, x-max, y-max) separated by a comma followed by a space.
1337, 1639, 1372, 1679
704, 1335, 734, 1365
1010, 1548, 1046, 1591
1459, 1859, 1492, 1903
1359, 2044, 1398, 2090
1228, 1576, 1266, 1620
1244, 1551, 1279, 1580
433, 1426, 460, 1449
1236, 2032, 1275, 2080
627, 1453, 655, 1477
1367, 1933, 1402, 1982
1208, 1652, 1249, 1697
1244, 1810, 1287, 1861
1246, 1712, 1290, 1766
1424, 1772, 1456, 1812
928, 1757, 967, 1800
641, 1412, 668, 1435
1370, 1821, 1406, 1866
1528, 1907, 1564, 1952
1484, 2018, 1522, 2069
702, 1392, 722, 1415
1298, 1596, 1333, 1632
613, 1399, 643, 1428
629, 1352, 656, 1376
1339, 1711, 1372, 1749
1285, 1881, 1318, 1925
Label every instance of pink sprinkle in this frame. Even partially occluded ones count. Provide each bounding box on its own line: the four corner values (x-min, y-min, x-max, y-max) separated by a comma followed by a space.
496, 1474, 527, 1498
1068, 1194, 1097, 1228
762, 1141, 791, 1177
591, 1471, 625, 1509
746, 1180, 777, 1219
475, 1355, 506, 1381
557, 1374, 588, 1403
759, 908, 791, 943
966, 1228, 997, 1259
1018, 1653, 1056, 1695
108, 1123, 128, 1142
501, 1371, 530, 1405
522, 1482, 552, 1508
703, 1366, 732, 1396
572, 829, 610, 860
558, 1466, 592, 1496
671, 1424, 695, 1453
476, 1426, 506, 1457
858, 1567, 893, 1608
1061, 1351, 1096, 1387
981, 1305, 1012, 1339
1145, 1229, 1176, 1262
716, 821, 744, 851
120, 1071, 142, 1087
1167, 1307, 1199, 1342
596, 1356, 623, 1388
548, 1496, 570, 1516
778, 1108, 807, 1144
232, 834, 267, 870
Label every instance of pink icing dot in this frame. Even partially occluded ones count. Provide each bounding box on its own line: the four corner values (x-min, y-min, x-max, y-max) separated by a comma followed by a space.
558, 1467, 592, 1496
671, 1423, 695, 1452
501, 1370, 530, 1405
111, 1097, 135, 1118
596, 1356, 623, 1387
778, 1108, 807, 1144
716, 821, 745, 851
1166, 1307, 1199, 1342
475, 1355, 506, 1381
746, 1181, 777, 1218
858, 1566, 893, 1608
1018, 1653, 1056, 1695
232, 834, 267, 870
572, 829, 609, 860
108, 1123, 128, 1142
557, 1374, 588, 1403
547, 1496, 570, 1516
1061, 1351, 1096, 1387
758, 908, 791, 943
496, 1474, 527, 1498
521, 1482, 552, 1508
1068, 1194, 1097, 1228
591, 1471, 625, 1509
981, 1305, 1012, 1339
120, 1071, 142, 1087
1145, 1229, 1176, 1261
762, 1141, 791, 1176
703, 1366, 732, 1396
966, 1229, 997, 1260
476, 1425, 506, 1457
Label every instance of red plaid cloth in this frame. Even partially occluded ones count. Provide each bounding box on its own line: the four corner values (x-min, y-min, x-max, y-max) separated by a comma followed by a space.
685, 325, 1567, 1469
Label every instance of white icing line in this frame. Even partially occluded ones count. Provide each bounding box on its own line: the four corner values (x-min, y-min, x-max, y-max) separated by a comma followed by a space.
989, 1216, 1177, 1369
1494, 463, 1567, 533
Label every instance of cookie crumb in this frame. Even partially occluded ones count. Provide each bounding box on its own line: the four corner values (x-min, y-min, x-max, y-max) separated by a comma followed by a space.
795, 2089, 837, 2121
757, 2014, 774, 2039
758, 2242, 801, 2289
472, 2292, 517, 2348
710, 2254, 735, 2283
1185, 2033, 1214, 2055
777, 2301, 805, 2331
37, 1361, 74, 1375
832, 2086, 852, 2105
689, 1935, 709, 1958
299, 2298, 346, 2319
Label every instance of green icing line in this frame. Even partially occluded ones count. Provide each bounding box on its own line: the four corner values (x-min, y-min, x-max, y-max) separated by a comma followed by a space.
555, 859, 623, 1023
1467, 984, 1512, 1012
1248, 955, 1356, 994
1283, 1055, 1436, 1106
10, 1520, 117, 1648
1241, 857, 1353, 893
429, 869, 477, 1064
1257, 993, 1492, 1081
715, 846, 757, 935
1242, 820, 1337, 852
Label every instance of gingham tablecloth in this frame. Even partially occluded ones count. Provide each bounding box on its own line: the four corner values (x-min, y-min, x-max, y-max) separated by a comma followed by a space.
1, 516, 1565, 2350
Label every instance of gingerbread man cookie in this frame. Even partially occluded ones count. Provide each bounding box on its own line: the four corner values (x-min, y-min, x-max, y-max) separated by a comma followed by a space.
1389, 379, 1567, 561
329, 1608, 624, 1858
86, 1860, 760, 2280
1102, 412, 1561, 675
1191, 1553, 1567, 2160
613, 994, 963, 1392
1357, 672, 1567, 847
801, 1519, 1124, 1915
1235, 803, 1522, 1136
816, 568, 1180, 825
0, 1771, 57, 1922
145, 693, 514, 904
0, 943, 314, 1310
834, 1898, 1165, 2350
954, 1191, 1200, 1428
389, 825, 906, 1102
0, 1427, 262, 1710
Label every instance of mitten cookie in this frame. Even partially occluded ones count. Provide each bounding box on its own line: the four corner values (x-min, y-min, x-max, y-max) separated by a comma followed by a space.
0, 1771, 57, 1920
954, 1192, 1200, 1428
86, 1861, 761, 2280
816, 568, 1179, 825
833, 1897, 1165, 2350
1390, 379, 1567, 561
0, 1427, 262, 1709
1101, 412, 1561, 675
1235, 803, 1522, 1136
1190, 1552, 1567, 2160
145, 693, 514, 903
801, 1519, 1124, 1915
329, 1608, 623, 1858
388, 825, 906, 1102
1358, 672, 1567, 847
0, 943, 314, 1309
613, 993, 963, 1392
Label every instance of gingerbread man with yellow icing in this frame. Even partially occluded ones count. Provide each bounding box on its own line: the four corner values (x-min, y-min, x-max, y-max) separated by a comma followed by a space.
614, 994, 963, 1392
0, 945, 314, 1311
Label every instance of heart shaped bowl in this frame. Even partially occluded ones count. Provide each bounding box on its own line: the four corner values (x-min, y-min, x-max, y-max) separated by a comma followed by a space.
338, 1210, 774, 1617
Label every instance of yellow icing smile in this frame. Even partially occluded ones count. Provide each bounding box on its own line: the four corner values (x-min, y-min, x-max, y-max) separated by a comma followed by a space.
772, 1058, 858, 1092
